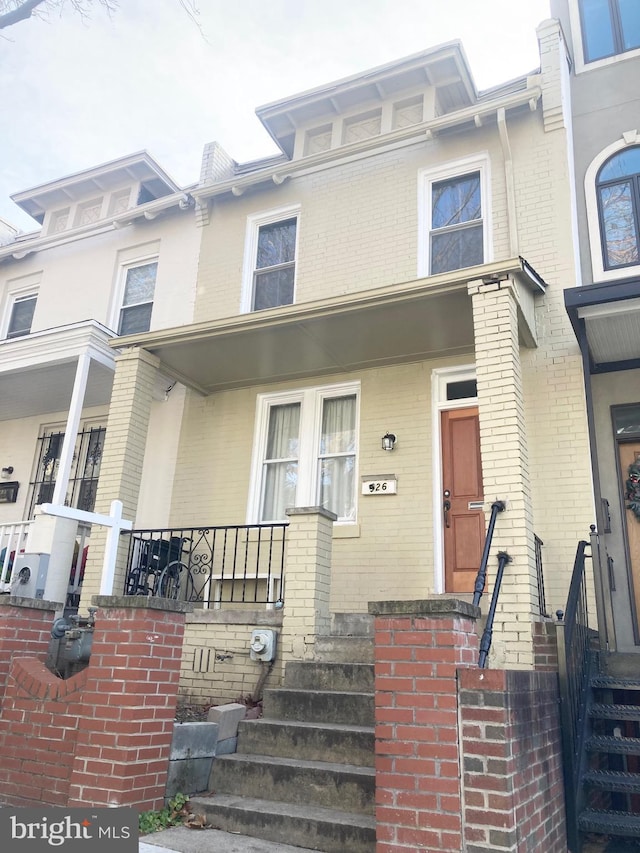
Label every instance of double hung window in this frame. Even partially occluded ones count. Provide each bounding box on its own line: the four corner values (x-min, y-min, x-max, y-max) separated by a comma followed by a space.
418, 157, 489, 278
118, 260, 158, 335
251, 384, 358, 524
597, 146, 640, 270
580, 0, 640, 63
7, 293, 37, 338
243, 206, 299, 312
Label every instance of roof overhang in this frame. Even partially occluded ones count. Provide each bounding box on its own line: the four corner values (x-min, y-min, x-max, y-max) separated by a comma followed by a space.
255, 43, 478, 157
0, 321, 117, 421
10, 151, 182, 223
565, 277, 640, 373
113, 258, 543, 396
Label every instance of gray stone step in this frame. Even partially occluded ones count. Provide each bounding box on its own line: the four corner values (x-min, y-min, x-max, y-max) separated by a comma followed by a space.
190, 794, 376, 853
331, 612, 374, 637
208, 753, 375, 816
263, 687, 374, 726
285, 661, 374, 692
237, 718, 374, 766
314, 635, 374, 664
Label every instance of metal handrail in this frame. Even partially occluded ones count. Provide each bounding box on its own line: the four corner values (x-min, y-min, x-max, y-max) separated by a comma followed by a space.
478, 550, 512, 668
556, 539, 596, 853
472, 500, 506, 607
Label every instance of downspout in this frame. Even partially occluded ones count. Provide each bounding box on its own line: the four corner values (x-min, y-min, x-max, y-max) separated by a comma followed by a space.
497, 108, 519, 257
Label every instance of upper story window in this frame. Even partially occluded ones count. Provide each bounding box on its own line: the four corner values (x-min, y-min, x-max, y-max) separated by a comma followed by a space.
7, 292, 37, 338
580, 0, 640, 63
249, 383, 359, 524
118, 260, 158, 335
597, 146, 640, 270
242, 205, 300, 313
418, 155, 490, 278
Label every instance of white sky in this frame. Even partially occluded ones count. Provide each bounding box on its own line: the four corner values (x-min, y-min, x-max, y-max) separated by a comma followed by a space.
1, 0, 550, 230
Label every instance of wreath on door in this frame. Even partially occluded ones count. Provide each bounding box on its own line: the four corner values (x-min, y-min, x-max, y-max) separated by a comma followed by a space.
625, 461, 640, 520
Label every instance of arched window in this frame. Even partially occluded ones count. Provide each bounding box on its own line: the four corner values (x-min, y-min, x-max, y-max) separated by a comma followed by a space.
597, 146, 640, 270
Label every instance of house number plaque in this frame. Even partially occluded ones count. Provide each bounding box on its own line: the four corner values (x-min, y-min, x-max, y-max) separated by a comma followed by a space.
361, 477, 397, 495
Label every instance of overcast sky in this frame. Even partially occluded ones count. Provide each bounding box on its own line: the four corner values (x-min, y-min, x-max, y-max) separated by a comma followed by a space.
1, 0, 550, 230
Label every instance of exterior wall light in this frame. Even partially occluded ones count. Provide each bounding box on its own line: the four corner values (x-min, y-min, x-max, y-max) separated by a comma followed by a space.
381, 433, 396, 451
1, 466, 14, 479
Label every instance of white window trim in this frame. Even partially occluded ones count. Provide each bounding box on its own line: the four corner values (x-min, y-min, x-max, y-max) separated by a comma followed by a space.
430, 364, 478, 595
570, 0, 640, 74
240, 204, 301, 314
109, 251, 159, 334
585, 131, 640, 282
247, 380, 360, 525
417, 154, 492, 279
1, 277, 40, 339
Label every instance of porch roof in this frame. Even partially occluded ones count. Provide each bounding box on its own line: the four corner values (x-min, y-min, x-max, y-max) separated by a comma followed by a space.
0, 321, 116, 421
565, 276, 640, 373
113, 258, 542, 396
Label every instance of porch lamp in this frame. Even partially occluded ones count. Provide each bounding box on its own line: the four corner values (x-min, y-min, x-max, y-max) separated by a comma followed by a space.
381, 433, 396, 452
0, 466, 13, 479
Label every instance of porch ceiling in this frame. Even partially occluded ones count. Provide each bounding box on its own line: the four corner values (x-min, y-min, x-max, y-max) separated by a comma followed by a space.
0, 321, 116, 421
116, 260, 534, 395
565, 279, 640, 372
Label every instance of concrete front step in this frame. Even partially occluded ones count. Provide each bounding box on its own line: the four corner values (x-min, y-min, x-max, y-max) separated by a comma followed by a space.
237, 718, 374, 766
314, 635, 374, 664
190, 793, 376, 853
284, 661, 374, 692
331, 612, 374, 637
263, 687, 374, 726
208, 753, 375, 816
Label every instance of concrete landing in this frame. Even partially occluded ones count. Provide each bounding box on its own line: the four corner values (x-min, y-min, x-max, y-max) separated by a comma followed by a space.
140, 824, 310, 852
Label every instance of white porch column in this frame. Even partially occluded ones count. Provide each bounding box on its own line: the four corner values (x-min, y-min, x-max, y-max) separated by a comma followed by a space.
52, 350, 91, 506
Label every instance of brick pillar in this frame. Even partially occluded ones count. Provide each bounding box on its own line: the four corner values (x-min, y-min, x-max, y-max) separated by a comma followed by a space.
468, 277, 537, 667
80, 347, 160, 607
369, 598, 480, 853
280, 506, 335, 663
68, 596, 189, 810
0, 597, 57, 696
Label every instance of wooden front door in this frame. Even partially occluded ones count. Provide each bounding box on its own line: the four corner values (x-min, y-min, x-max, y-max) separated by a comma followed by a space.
618, 442, 640, 631
441, 407, 485, 593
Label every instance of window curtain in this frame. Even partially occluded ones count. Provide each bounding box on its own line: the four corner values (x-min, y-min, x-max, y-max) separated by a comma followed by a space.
262, 403, 300, 521
319, 395, 356, 520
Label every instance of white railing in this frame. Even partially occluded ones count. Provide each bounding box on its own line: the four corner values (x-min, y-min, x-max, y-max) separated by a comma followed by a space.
0, 520, 34, 592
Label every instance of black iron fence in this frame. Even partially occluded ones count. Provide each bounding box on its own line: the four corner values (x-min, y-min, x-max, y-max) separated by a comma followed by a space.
121, 524, 287, 607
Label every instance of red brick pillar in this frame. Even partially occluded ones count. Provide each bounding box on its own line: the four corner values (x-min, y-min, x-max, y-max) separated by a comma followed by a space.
68, 596, 190, 810
0, 597, 58, 697
369, 598, 480, 853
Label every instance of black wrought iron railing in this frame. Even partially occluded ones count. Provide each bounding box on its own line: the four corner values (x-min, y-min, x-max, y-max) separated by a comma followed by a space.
121, 524, 287, 607
472, 500, 506, 607
556, 539, 597, 853
534, 533, 549, 618
478, 550, 512, 668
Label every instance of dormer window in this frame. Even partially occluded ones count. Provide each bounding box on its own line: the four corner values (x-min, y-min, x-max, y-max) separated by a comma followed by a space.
580, 0, 640, 63
74, 197, 103, 228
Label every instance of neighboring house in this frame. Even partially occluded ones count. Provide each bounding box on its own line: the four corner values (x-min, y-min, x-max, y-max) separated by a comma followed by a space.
0, 152, 200, 600
554, 0, 640, 652
69, 29, 595, 677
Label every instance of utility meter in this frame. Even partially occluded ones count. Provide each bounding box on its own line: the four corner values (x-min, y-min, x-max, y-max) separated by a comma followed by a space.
249, 629, 276, 662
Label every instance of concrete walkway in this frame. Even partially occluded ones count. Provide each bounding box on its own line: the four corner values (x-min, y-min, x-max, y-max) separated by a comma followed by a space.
140, 824, 311, 852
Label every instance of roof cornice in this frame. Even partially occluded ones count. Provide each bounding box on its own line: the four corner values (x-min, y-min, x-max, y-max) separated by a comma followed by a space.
194, 83, 541, 204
